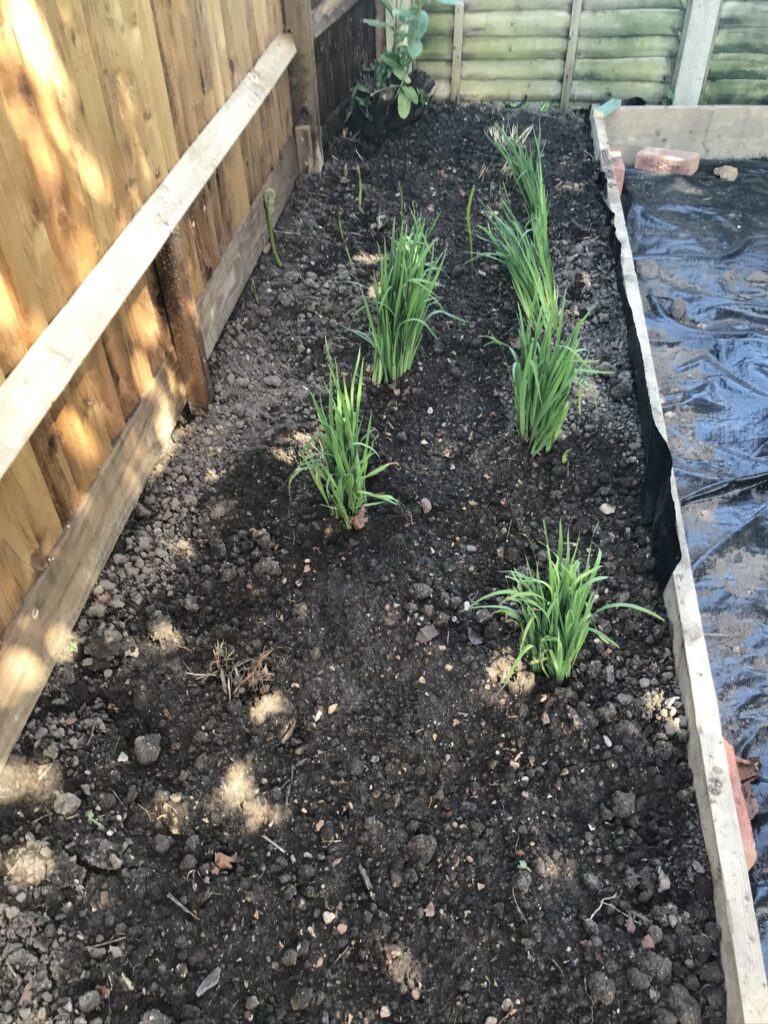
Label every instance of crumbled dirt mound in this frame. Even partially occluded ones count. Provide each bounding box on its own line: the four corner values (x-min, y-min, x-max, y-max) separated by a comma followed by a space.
0, 104, 725, 1024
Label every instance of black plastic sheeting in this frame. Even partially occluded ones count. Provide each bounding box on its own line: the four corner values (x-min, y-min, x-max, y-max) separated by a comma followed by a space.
625, 162, 768, 964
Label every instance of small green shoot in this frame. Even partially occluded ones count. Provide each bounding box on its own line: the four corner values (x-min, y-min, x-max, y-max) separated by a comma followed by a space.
357, 166, 364, 210
289, 346, 398, 529
465, 184, 476, 266
489, 300, 597, 457
353, 210, 449, 385
337, 209, 345, 243
249, 280, 259, 303
263, 188, 282, 269
473, 523, 663, 683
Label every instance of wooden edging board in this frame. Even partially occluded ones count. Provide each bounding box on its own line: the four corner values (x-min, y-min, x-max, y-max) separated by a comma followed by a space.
591, 107, 768, 1023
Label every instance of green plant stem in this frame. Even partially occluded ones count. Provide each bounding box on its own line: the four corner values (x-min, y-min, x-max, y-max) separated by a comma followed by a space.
263, 188, 283, 269
466, 184, 476, 267
357, 166, 363, 210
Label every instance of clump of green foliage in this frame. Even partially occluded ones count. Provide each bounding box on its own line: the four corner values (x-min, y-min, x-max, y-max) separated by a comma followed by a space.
289, 347, 398, 528
354, 211, 448, 385
482, 198, 556, 321
482, 123, 556, 321
490, 301, 596, 456
489, 124, 548, 226
351, 0, 458, 123
473, 523, 663, 683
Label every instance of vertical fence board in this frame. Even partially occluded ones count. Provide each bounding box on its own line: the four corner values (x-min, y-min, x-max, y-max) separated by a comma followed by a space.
450, 3, 465, 101
561, 0, 584, 108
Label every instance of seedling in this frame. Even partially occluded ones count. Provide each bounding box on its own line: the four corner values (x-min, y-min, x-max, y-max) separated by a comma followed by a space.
465, 184, 476, 266
357, 165, 364, 210
353, 211, 449, 385
337, 209, 346, 243
289, 346, 398, 528
490, 300, 597, 456
473, 523, 663, 683
263, 188, 282, 268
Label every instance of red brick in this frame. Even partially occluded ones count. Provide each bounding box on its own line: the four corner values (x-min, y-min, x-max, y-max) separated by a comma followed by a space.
634, 146, 700, 176
609, 148, 625, 194
724, 739, 757, 871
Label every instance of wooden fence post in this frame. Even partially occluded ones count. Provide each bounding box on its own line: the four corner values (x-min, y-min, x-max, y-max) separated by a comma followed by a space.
671, 0, 723, 106
560, 0, 583, 110
155, 229, 213, 414
374, 0, 386, 58
450, 3, 464, 102
282, 0, 324, 173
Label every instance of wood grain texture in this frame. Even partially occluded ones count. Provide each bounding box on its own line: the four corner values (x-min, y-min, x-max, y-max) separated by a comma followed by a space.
155, 230, 213, 413
601, 103, 768, 161
0, 32, 297, 488
560, 0, 584, 108
283, 0, 324, 173
312, 0, 364, 36
450, 3, 465, 101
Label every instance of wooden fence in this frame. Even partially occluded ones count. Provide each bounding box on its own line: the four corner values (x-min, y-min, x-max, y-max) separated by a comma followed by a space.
0, 0, 372, 767
419, 0, 768, 107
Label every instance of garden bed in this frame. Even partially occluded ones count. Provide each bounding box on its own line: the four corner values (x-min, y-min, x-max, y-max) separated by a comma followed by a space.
0, 105, 726, 1024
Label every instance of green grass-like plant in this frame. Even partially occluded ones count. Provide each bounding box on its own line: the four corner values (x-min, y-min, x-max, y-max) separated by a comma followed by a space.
289, 347, 398, 528
490, 299, 597, 456
354, 211, 448, 385
481, 194, 556, 322
473, 523, 663, 683
482, 123, 557, 321
488, 124, 547, 227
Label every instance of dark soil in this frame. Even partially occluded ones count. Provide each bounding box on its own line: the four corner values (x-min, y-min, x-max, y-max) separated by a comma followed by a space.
1, 105, 726, 1024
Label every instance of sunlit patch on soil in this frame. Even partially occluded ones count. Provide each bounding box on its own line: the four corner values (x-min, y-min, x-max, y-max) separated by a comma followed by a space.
212, 759, 288, 832
0, 755, 62, 808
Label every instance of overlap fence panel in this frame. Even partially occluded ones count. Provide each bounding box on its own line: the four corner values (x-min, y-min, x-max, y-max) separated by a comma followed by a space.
418, 0, 768, 106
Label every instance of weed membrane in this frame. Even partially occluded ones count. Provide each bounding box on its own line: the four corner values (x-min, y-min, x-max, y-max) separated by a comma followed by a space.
627, 161, 768, 963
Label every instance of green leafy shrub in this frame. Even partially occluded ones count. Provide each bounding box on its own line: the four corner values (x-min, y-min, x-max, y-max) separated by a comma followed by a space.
473, 523, 663, 683
350, 0, 458, 123
354, 211, 449, 385
490, 300, 597, 456
289, 347, 398, 528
